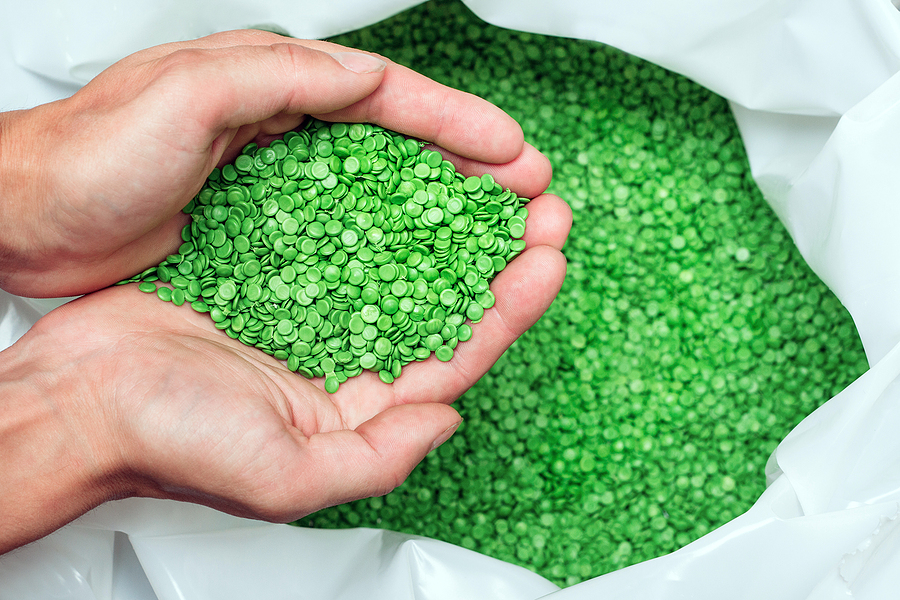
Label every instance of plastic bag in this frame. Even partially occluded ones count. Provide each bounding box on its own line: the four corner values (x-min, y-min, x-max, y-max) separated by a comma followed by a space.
5, 0, 900, 598
0, 498, 558, 600
0, 0, 425, 110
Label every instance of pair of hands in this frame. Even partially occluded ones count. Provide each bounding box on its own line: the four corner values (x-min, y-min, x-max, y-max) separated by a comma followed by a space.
0, 30, 571, 552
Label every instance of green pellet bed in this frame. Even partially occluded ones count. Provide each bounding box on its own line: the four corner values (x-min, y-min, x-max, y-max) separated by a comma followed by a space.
289, 0, 870, 587
126, 119, 529, 390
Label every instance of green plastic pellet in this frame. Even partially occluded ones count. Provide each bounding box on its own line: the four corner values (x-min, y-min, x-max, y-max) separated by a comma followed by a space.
361, 300, 381, 319
138, 282, 157, 294
286, 0, 869, 590
477, 291, 495, 309
466, 303, 485, 323
435, 345, 454, 362
508, 217, 526, 238
124, 6, 875, 588
160, 118, 525, 387
235, 155, 253, 173
463, 176, 482, 193
440, 289, 458, 307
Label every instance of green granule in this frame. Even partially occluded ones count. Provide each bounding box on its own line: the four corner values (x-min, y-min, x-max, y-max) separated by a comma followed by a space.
294, 0, 869, 587
123, 118, 528, 389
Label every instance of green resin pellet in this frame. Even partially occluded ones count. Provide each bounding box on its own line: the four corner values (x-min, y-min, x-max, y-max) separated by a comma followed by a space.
477, 290, 495, 309
466, 303, 485, 323
127, 116, 527, 392
138, 282, 157, 294
292, 0, 870, 591
435, 345, 454, 362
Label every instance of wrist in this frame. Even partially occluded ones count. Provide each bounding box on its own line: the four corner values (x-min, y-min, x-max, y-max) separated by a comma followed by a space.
0, 328, 130, 553
0, 105, 63, 297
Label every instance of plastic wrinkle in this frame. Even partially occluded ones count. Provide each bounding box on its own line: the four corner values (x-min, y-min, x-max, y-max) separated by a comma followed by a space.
0, 0, 426, 110
765, 70, 900, 364
768, 337, 900, 517
464, 0, 900, 116
0, 290, 43, 349
58, 498, 557, 600
805, 508, 900, 600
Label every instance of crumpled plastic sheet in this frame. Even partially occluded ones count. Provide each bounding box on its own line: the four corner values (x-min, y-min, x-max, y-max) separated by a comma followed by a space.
0, 498, 559, 600
4, 0, 900, 598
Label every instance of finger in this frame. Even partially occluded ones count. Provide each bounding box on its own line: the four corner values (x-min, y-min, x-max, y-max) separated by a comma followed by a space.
287, 403, 461, 512
391, 244, 567, 406
113, 29, 296, 65
140, 42, 387, 147
293, 39, 524, 165
521, 194, 573, 251
430, 142, 553, 200
125, 31, 526, 165
214, 113, 308, 168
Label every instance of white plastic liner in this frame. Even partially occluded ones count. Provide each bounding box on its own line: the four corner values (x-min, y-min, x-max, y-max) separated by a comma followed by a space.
0, 498, 558, 600
4, 1, 900, 598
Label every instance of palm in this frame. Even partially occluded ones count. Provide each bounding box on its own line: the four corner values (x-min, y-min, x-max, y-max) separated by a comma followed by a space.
0, 30, 571, 551
32, 197, 567, 522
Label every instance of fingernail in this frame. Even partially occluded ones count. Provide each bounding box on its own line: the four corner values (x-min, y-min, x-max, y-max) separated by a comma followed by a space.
430, 420, 462, 453
329, 51, 387, 74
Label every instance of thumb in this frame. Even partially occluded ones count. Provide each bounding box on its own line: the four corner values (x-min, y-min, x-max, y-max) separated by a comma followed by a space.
296, 403, 462, 512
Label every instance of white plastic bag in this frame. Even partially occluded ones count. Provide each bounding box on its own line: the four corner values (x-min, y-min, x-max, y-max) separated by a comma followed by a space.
0, 498, 558, 600
0, 0, 425, 110
5, 1, 900, 598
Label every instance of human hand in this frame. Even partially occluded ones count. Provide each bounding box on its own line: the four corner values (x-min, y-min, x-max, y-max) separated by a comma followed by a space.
0, 192, 569, 553
0, 30, 551, 298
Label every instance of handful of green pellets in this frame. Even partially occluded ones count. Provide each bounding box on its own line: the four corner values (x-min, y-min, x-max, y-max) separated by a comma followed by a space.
123, 118, 529, 392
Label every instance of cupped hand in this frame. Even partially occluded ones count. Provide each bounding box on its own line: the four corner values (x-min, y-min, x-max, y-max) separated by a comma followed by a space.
0, 193, 569, 552
0, 30, 551, 298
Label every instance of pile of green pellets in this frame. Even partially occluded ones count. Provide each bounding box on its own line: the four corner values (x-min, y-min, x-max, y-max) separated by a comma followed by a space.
124, 118, 528, 391
293, 0, 871, 587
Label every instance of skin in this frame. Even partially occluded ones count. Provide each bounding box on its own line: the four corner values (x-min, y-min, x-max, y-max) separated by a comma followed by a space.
0, 30, 572, 553
0, 30, 553, 298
